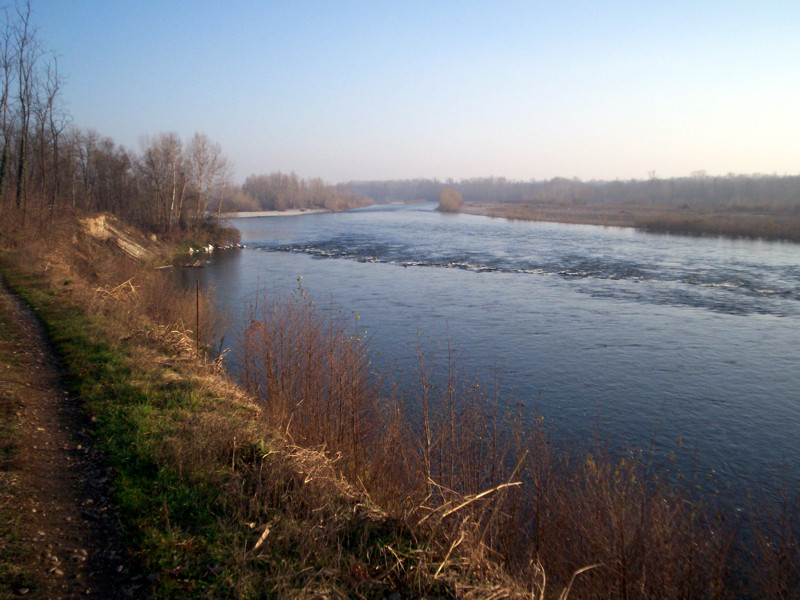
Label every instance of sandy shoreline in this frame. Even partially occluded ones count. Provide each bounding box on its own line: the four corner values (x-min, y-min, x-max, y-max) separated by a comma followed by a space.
222, 208, 328, 219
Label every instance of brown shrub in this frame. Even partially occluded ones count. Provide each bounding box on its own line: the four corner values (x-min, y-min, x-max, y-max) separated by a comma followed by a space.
236, 284, 787, 598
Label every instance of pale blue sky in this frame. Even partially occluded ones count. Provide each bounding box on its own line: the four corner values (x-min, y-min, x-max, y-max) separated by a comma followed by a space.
33, 1, 800, 183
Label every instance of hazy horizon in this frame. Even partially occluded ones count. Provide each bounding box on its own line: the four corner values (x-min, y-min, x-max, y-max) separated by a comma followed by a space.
35, 1, 800, 184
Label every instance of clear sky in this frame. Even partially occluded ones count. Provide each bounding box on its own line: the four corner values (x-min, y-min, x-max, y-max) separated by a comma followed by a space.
32, 1, 800, 184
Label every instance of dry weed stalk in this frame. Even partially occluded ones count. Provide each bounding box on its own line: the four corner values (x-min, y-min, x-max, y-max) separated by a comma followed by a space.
94, 277, 138, 303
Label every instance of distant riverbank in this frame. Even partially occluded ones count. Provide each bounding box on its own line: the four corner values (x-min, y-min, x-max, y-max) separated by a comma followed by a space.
222, 208, 328, 219
462, 201, 800, 242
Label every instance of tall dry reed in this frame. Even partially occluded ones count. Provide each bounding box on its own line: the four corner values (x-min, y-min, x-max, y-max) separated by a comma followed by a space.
236, 284, 799, 598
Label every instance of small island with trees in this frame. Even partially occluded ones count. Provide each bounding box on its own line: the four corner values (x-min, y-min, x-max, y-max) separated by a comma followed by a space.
437, 187, 465, 213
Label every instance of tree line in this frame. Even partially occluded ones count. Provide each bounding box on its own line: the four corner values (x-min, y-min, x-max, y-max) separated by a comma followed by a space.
0, 2, 234, 234
6, 0, 797, 232
344, 172, 800, 209
0, 0, 367, 229
237, 171, 370, 212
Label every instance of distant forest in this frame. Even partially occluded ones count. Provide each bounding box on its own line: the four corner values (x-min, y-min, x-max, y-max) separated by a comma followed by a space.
340, 173, 800, 209
232, 172, 370, 212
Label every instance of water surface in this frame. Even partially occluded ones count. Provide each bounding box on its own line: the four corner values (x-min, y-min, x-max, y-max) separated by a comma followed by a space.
182, 203, 800, 502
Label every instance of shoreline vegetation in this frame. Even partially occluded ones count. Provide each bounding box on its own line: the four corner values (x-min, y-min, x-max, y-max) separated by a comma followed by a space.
345, 175, 800, 242
2, 212, 515, 598
437, 187, 465, 213
2, 208, 799, 598
460, 200, 800, 242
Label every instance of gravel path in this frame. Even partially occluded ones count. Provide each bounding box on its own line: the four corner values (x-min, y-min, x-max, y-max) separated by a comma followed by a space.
0, 275, 136, 599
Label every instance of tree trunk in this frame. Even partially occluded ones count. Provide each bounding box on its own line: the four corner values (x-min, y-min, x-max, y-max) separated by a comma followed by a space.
15, 126, 26, 209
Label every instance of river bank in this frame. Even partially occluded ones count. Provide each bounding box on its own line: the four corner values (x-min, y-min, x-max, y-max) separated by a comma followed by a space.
0, 212, 523, 598
462, 200, 800, 242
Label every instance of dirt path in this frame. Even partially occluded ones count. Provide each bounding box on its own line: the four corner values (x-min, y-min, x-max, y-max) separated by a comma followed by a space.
0, 275, 136, 599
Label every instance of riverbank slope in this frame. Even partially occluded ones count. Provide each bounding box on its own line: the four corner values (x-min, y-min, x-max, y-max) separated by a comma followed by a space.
0, 212, 520, 598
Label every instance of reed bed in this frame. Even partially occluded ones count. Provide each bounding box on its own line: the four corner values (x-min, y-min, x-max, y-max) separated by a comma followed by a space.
238, 283, 800, 598
472, 200, 800, 242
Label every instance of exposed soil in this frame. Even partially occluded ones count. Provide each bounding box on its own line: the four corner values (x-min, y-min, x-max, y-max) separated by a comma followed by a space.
0, 275, 137, 599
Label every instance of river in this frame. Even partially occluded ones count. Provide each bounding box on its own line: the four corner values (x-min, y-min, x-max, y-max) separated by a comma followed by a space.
180, 202, 800, 504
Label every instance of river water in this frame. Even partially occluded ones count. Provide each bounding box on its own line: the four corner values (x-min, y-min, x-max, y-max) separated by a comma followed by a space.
181, 203, 800, 503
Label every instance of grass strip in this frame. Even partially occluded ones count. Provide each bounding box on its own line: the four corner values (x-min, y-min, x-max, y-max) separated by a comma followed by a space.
2, 263, 236, 596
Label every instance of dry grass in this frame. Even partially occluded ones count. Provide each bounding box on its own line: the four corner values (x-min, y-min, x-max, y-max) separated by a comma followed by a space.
746, 488, 800, 598
2, 203, 798, 598
238, 282, 799, 599
465, 200, 800, 242
634, 211, 800, 242
0, 205, 530, 597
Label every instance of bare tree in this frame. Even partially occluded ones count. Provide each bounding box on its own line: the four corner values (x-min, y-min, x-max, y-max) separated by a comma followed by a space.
438, 187, 464, 212
137, 132, 186, 230
215, 158, 234, 225
242, 171, 367, 212
42, 54, 68, 214
187, 132, 226, 226
75, 128, 98, 210
0, 8, 14, 201
13, 0, 44, 211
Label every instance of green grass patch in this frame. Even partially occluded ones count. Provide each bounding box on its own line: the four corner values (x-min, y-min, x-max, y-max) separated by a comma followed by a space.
0, 260, 242, 596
